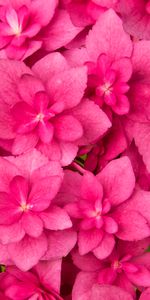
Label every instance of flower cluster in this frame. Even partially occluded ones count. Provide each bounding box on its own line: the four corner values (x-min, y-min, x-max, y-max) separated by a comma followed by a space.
0, 1, 150, 299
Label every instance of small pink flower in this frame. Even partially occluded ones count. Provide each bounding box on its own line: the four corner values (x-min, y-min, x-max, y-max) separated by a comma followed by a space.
0, 0, 58, 59
58, 157, 150, 259
0, 55, 111, 165
72, 238, 150, 298
0, 260, 63, 300
0, 150, 76, 271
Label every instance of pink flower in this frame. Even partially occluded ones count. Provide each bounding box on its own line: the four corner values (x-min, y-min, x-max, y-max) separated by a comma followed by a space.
0, 0, 58, 59
72, 238, 150, 298
64, 10, 133, 115
0, 150, 76, 271
58, 157, 149, 259
0, 260, 63, 299
0, 56, 111, 165
0, 0, 84, 60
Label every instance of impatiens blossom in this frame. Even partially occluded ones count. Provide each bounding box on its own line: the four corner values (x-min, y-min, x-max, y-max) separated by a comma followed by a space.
56, 157, 149, 259
65, 10, 133, 115
0, 149, 77, 271
72, 238, 150, 298
0, 0, 83, 60
0, 260, 63, 299
0, 0, 150, 298
0, 56, 111, 165
0, 0, 58, 59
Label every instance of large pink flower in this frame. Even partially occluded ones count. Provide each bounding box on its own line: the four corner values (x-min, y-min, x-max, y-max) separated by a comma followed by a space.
0, 150, 76, 271
72, 238, 150, 298
0, 260, 63, 299
57, 157, 149, 259
0, 0, 83, 59
0, 55, 111, 165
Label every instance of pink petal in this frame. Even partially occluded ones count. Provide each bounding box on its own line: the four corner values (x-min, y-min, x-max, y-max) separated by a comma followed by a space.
38, 121, 54, 143
21, 212, 43, 237
12, 132, 38, 155
32, 52, 68, 83
127, 266, 150, 287
117, 238, 150, 258
34, 91, 49, 112
35, 259, 62, 294
0, 192, 22, 225
112, 95, 130, 115
9, 175, 29, 204
0, 157, 20, 191
42, 9, 82, 51
86, 9, 132, 62
65, 203, 83, 218
0, 221, 25, 244
18, 74, 45, 106
72, 100, 111, 145
115, 273, 135, 298
133, 123, 150, 173
91, 284, 133, 300
97, 157, 135, 206
112, 58, 132, 82
72, 272, 97, 300
98, 268, 117, 284
72, 249, 103, 272
78, 228, 103, 255
31, 0, 58, 26
7, 149, 49, 179
47, 66, 87, 109
43, 229, 77, 260
54, 115, 83, 141
140, 288, 150, 300
93, 234, 115, 260
103, 216, 118, 234
22, 40, 42, 60
59, 141, 78, 166
29, 176, 62, 211
40, 205, 72, 230
114, 210, 150, 241
0, 60, 31, 106
8, 233, 47, 271
5, 283, 36, 300
81, 172, 103, 203
11, 102, 36, 134
0, 101, 15, 139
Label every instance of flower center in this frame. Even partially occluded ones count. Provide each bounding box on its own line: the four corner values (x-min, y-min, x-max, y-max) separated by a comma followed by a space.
20, 202, 31, 212
112, 260, 122, 270
101, 82, 112, 95
36, 113, 45, 121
